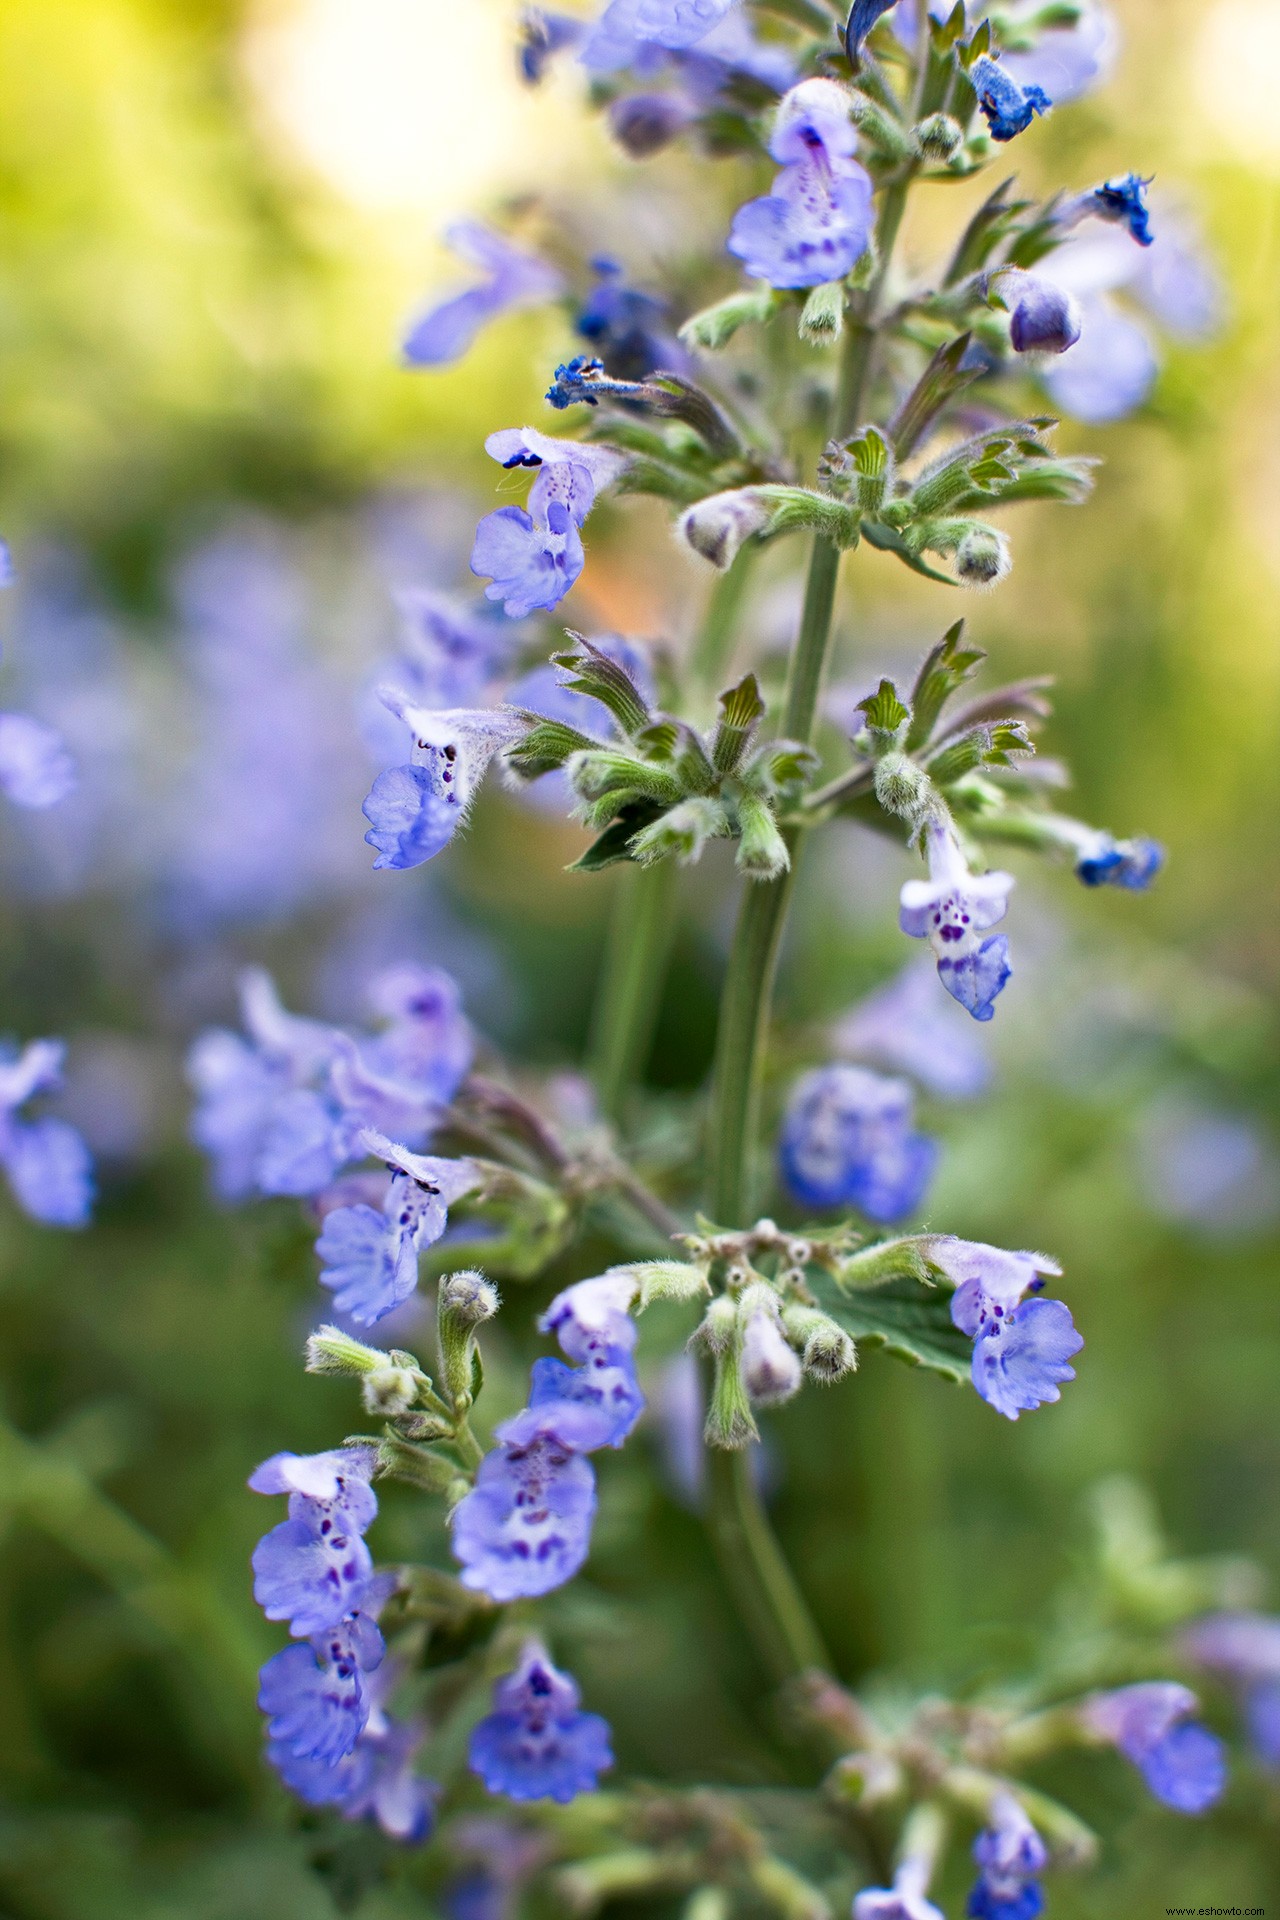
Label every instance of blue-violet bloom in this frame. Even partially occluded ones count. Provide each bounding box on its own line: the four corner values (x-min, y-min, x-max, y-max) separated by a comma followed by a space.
451, 1401, 612, 1602
1182, 1613, 1280, 1770
471, 427, 629, 619
853, 1866, 945, 1920
534, 1270, 645, 1447
468, 1642, 614, 1803
1074, 830, 1163, 888
899, 824, 1014, 1022
364, 694, 529, 871
967, 1793, 1047, 1920
832, 960, 990, 1100
728, 78, 873, 289
258, 1608, 385, 1765
1082, 1682, 1227, 1813
0, 712, 76, 809
0, 1038, 94, 1228
969, 53, 1051, 143
402, 221, 563, 367
927, 1236, 1082, 1420
249, 1446, 379, 1637
779, 1063, 938, 1223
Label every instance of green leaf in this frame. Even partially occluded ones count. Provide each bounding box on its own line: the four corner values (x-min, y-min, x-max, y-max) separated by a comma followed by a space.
943, 177, 1032, 287
679, 285, 780, 352
712, 672, 766, 773
890, 332, 980, 459
807, 1270, 972, 1384
860, 519, 961, 586
570, 800, 665, 871
553, 633, 652, 737
855, 677, 910, 737
926, 719, 1035, 786
907, 620, 986, 749
507, 716, 600, 779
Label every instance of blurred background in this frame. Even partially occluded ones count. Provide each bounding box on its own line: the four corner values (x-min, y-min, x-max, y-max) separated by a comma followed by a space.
0, 0, 1276, 1913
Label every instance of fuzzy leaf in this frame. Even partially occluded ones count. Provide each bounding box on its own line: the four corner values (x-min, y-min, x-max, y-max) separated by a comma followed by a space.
807, 1269, 971, 1383
712, 672, 766, 774
508, 717, 601, 779
890, 334, 981, 460
679, 285, 780, 352
570, 800, 665, 871
907, 620, 986, 749
943, 177, 1032, 286
856, 678, 911, 737
553, 634, 652, 737
861, 520, 961, 586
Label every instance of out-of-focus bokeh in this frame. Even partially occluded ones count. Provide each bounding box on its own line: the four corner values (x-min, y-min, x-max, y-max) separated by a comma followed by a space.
0, 0, 1276, 1914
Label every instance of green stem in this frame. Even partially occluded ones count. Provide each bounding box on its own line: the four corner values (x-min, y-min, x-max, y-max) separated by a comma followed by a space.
691, 543, 757, 694
701, 172, 917, 1687
589, 860, 680, 1120
705, 1447, 831, 1683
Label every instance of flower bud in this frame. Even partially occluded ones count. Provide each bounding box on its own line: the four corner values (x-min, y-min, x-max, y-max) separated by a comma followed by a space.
739, 1288, 802, 1408
1007, 273, 1082, 355
305, 1323, 398, 1378
692, 1293, 739, 1355
679, 489, 772, 570
782, 1305, 858, 1382
798, 281, 846, 345
956, 526, 1011, 587
608, 91, 693, 158
363, 1362, 420, 1417
874, 752, 933, 825
915, 112, 964, 160
440, 1270, 500, 1324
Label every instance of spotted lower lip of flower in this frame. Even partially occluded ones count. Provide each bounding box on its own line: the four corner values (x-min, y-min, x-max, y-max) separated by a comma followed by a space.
249, 1446, 379, 1636
727, 78, 873, 289
363, 699, 529, 871
470, 431, 627, 620
467, 1641, 614, 1804
450, 1413, 601, 1602
899, 824, 1014, 1022
314, 1132, 483, 1327
401, 220, 563, 368
258, 1609, 385, 1766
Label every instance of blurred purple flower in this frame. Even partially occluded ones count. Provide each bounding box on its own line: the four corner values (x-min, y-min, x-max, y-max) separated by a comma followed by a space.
832, 960, 990, 1099
0, 1038, 94, 1228
468, 1642, 613, 1803
402, 221, 563, 367
1183, 1612, 1280, 1769
1083, 1682, 1227, 1813
778, 1063, 938, 1223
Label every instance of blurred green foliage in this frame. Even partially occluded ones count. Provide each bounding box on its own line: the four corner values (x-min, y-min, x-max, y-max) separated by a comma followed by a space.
0, 0, 1276, 1914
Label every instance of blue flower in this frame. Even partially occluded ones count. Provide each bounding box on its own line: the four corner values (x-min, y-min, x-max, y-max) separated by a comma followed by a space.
778, 1064, 938, 1224
535, 1270, 645, 1447
0, 712, 76, 809
584, 0, 737, 68
853, 1873, 945, 1920
468, 1642, 613, 1803
363, 695, 529, 871
1042, 294, 1158, 422
833, 961, 990, 1100
471, 428, 629, 619
520, 9, 586, 84
969, 53, 1051, 143
1090, 172, 1154, 245
188, 966, 472, 1199
967, 1795, 1048, 1920
316, 1130, 482, 1326
899, 825, 1015, 1022
0, 1039, 94, 1228
249, 1446, 379, 1636
451, 1402, 610, 1602
1075, 831, 1163, 889
929, 1237, 1082, 1420
576, 259, 685, 379
995, 269, 1082, 354
258, 1609, 385, 1765
1183, 1612, 1280, 1769
728, 79, 873, 289
367, 589, 517, 722
267, 1656, 437, 1839
1083, 1682, 1227, 1813
402, 221, 563, 367
998, 1, 1117, 104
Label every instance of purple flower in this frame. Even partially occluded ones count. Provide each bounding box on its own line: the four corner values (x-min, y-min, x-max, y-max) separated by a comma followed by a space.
471, 428, 628, 620
1000, 2, 1117, 104
927, 1237, 1081, 1420
316, 1129, 481, 1326
997, 270, 1082, 354
740, 1293, 802, 1407
268, 1657, 436, 1840
832, 961, 990, 1100
778, 1064, 938, 1223
1090, 172, 1153, 246
584, 0, 737, 68
970, 53, 1051, 143
258, 1608, 385, 1764
1183, 1612, 1280, 1769
402, 221, 563, 367
368, 590, 517, 723
899, 824, 1014, 1022
967, 1795, 1047, 1920
534, 1271, 644, 1447
451, 1402, 610, 1602
520, 10, 586, 83
1075, 830, 1163, 888
729, 80, 873, 289
468, 1643, 613, 1803
249, 1446, 379, 1636
1083, 1683, 1227, 1813
364, 693, 529, 871
853, 1870, 945, 1920
0, 1038, 94, 1228
0, 712, 76, 809
576, 259, 686, 378
1042, 295, 1158, 423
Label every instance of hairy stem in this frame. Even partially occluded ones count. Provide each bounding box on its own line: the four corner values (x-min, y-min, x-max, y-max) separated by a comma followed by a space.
702, 173, 916, 1685
590, 861, 680, 1120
